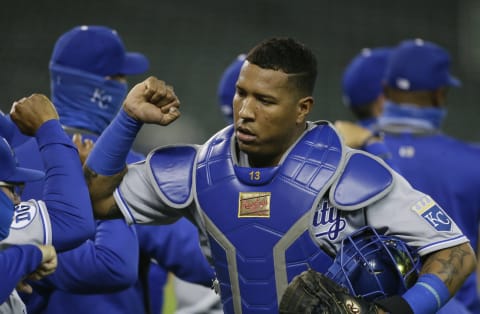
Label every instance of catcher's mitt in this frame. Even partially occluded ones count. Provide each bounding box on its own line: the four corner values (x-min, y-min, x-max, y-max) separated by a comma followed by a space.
279, 269, 379, 314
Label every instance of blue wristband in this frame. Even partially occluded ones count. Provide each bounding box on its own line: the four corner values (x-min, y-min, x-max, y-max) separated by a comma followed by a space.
402, 274, 450, 314
86, 109, 142, 175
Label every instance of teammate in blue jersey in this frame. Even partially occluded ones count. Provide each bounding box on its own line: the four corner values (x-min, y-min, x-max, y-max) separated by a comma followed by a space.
0, 92, 95, 313
1, 93, 95, 251
0, 178, 57, 310
335, 45, 472, 314
12, 25, 214, 314
334, 47, 402, 173
84, 37, 475, 314
376, 38, 480, 313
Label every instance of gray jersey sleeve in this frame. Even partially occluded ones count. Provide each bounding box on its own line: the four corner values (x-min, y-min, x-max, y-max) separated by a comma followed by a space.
312, 171, 468, 257
114, 160, 191, 225
0, 200, 52, 249
114, 159, 212, 260
366, 171, 468, 256
0, 290, 27, 314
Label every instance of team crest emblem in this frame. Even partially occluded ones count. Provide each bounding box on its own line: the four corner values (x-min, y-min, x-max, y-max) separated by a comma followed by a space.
238, 192, 271, 218
411, 196, 451, 232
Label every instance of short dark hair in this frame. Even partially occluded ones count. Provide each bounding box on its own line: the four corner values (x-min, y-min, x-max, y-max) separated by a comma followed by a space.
246, 37, 317, 96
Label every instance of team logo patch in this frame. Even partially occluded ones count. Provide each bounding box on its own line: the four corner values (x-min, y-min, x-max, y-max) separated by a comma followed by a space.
10, 203, 37, 230
411, 196, 451, 232
238, 192, 271, 218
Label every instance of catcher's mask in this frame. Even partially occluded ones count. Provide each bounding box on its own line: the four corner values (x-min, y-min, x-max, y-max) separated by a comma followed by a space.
325, 226, 420, 301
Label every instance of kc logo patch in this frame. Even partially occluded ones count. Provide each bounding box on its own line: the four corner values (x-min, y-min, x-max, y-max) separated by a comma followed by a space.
411, 196, 451, 232
238, 192, 271, 218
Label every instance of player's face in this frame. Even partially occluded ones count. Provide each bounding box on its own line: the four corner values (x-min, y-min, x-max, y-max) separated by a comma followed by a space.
233, 61, 311, 167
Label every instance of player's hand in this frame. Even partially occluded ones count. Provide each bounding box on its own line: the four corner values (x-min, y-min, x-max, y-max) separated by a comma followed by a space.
73, 133, 94, 165
16, 244, 58, 294
122, 76, 181, 125
29, 244, 58, 280
334, 120, 380, 149
10, 94, 59, 136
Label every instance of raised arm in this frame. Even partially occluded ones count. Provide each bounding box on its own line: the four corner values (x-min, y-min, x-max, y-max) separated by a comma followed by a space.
84, 76, 180, 219
10, 94, 95, 250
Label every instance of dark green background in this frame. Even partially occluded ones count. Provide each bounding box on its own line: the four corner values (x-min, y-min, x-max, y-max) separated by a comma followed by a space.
1, 0, 479, 153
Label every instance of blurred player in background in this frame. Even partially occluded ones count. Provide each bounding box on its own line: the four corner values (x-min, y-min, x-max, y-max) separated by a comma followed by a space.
376, 38, 480, 313
334, 47, 399, 171
334, 43, 472, 314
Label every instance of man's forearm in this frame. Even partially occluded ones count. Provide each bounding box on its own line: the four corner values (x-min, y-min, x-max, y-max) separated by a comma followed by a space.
420, 242, 476, 294
83, 165, 126, 219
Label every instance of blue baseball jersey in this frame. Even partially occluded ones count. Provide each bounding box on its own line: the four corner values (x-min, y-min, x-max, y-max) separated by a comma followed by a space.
379, 109, 480, 313
21, 219, 138, 312
18, 130, 213, 314
2, 120, 95, 251
23, 218, 214, 314
0, 244, 42, 312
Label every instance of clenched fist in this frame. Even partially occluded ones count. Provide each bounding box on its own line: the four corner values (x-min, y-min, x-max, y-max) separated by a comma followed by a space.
10, 94, 59, 136
122, 76, 181, 125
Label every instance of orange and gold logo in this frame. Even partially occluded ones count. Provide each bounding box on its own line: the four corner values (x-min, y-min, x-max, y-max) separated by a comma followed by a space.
238, 192, 271, 218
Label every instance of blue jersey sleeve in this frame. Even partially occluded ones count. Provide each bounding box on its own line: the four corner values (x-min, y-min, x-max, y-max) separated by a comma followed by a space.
0, 113, 30, 147
0, 245, 42, 303
363, 141, 401, 173
35, 120, 95, 251
37, 219, 138, 293
135, 218, 215, 287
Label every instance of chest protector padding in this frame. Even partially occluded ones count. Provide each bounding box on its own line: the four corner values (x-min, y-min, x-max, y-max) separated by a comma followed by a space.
195, 123, 343, 313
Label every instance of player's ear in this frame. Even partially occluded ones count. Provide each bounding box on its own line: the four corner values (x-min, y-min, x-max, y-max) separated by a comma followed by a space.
296, 96, 313, 124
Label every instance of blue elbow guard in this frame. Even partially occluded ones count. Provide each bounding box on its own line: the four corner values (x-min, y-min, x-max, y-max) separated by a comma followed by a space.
86, 110, 142, 176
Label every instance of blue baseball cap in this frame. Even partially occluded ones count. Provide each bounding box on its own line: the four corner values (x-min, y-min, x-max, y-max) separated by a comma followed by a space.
342, 47, 392, 108
217, 54, 246, 123
0, 138, 44, 183
50, 25, 149, 76
385, 38, 461, 91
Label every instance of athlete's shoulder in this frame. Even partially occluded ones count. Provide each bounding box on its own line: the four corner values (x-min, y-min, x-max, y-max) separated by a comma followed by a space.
329, 149, 394, 210
126, 149, 145, 164
147, 144, 198, 207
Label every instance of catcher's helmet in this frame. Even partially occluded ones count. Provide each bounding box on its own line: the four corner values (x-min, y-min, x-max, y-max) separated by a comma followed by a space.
325, 226, 420, 301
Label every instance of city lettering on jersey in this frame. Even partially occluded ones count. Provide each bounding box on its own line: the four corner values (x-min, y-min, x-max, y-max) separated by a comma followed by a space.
411, 196, 452, 232
312, 199, 346, 240
238, 192, 271, 218
10, 203, 37, 230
